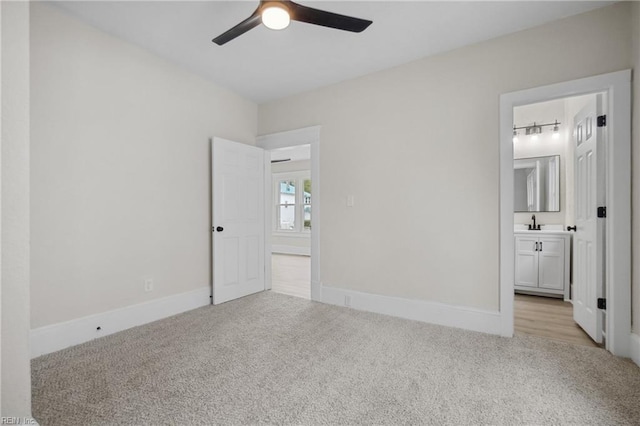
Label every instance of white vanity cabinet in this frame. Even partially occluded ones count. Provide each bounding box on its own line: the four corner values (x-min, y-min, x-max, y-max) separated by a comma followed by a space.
514, 231, 571, 300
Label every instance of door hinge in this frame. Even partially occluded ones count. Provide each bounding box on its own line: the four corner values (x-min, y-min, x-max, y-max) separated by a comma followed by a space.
597, 115, 607, 127
597, 298, 606, 310
597, 206, 606, 218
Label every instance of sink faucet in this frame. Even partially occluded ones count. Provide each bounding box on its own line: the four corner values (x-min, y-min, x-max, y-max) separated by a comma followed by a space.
528, 214, 540, 230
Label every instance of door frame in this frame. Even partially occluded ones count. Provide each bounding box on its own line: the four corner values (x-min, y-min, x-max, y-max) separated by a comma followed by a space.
499, 70, 631, 356
257, 126, 321, 301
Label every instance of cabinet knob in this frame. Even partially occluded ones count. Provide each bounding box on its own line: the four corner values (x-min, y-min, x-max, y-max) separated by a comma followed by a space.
567, 226, 576, 232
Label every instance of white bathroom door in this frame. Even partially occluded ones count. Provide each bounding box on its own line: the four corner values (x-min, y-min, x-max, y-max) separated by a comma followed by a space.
212, 137, 265, 304
572, 95, 605, 343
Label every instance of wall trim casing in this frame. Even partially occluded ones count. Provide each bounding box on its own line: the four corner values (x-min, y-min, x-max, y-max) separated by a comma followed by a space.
322, 285, 502, 335
630, 333, 640, 367
30, 287, 211, 358
500, 70, 632, 356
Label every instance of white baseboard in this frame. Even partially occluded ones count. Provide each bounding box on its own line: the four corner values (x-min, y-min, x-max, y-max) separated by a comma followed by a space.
321, 285, 502, 336
311, 280, 322, 302
31, 286, 211, 358
272, 245, 310, 256
630, 333, 640, 367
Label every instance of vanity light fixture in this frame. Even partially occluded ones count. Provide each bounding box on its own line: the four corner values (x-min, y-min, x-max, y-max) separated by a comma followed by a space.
512, 120, 561, 142
525, 123, 542, 136
526, 123, 542, 141
552, 120, 560, 139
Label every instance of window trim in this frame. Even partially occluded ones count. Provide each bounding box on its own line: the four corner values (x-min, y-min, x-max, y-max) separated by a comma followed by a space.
273, 170, 311, 235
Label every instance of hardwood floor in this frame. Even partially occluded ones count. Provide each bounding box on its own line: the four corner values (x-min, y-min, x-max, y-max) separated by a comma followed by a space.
514, 293, 599, 347
271, 253, 310, 300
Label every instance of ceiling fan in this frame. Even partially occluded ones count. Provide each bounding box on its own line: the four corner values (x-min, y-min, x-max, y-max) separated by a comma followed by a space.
212, 1, 372, 46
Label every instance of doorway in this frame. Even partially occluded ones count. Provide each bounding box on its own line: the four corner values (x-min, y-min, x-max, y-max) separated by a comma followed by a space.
269, 145, 312, 299
512, 95, 602, 347
257, 126, 322, 302
499, 70, 631, 357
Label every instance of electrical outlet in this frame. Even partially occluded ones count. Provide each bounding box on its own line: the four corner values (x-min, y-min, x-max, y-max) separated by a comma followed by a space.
344, 295, 351, 307
144, 278, 154, 292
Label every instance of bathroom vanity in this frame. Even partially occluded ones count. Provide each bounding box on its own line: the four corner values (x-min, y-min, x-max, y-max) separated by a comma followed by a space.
514, 230, 571, 300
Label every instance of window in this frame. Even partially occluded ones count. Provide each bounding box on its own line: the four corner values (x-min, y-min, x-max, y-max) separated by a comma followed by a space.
303, 179, 311, 231
274, 172, 311, 233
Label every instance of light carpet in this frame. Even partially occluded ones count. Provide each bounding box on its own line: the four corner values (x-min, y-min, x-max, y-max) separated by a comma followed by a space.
32, 291, 640, 425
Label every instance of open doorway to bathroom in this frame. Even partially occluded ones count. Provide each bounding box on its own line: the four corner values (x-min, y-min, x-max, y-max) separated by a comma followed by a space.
269, 145, 311, 300
512, 93, 605, 348
500, 71, 631, 357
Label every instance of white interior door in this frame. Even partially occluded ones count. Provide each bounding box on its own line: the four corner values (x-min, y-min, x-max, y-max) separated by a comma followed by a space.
572, 95, 605, 343
212, 137, 265, 304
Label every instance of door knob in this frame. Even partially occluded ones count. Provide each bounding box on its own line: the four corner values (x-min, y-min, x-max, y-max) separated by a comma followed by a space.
567, 226, 576, 232
216, 226, 224, 232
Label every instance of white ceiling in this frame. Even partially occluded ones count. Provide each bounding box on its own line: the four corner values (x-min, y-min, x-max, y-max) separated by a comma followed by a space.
53, 1, 615, 104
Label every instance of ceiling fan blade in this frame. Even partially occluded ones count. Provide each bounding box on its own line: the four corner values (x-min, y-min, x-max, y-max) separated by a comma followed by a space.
287, 1, 372, 33
212, 8, 261, 45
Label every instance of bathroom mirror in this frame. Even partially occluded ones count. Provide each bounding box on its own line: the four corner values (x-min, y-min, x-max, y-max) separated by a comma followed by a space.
514, 155, 560, 212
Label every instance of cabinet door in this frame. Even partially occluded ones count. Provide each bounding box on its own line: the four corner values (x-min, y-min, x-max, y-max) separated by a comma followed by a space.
538, 237, 565, 291
515, 236, 539, 288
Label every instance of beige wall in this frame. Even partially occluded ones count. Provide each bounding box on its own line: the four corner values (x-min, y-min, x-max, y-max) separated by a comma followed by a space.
30, 4, 257, 328
632, 1, 640, 334
259, 4, 632, 311
1, 1, 31, 416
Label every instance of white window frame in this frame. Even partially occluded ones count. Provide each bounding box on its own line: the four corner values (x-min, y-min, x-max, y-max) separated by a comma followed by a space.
273, 171, 311, 236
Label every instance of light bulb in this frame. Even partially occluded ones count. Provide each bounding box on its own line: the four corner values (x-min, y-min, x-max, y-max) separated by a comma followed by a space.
531, 134, 539, 141
262, 4, 290, 30
552, 131, 560, 140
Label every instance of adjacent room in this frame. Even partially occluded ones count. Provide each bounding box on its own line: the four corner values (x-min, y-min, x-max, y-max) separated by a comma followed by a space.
2, 1, 640, 424
512, 95, 605, 348
269, 145, 312, 300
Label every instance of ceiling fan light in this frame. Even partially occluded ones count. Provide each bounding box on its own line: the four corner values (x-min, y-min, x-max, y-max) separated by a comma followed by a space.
262, 4, 290, 30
